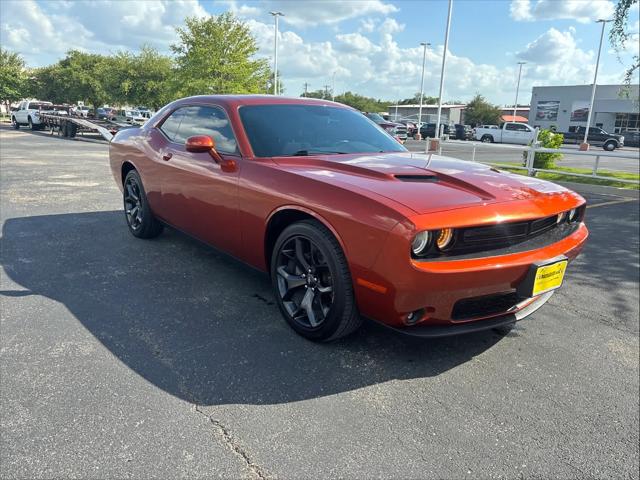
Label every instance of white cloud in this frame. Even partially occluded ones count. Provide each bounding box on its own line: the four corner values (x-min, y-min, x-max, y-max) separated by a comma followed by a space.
0, 0, 207, 65
234, 0, 398, 27
510, 0, 615, 23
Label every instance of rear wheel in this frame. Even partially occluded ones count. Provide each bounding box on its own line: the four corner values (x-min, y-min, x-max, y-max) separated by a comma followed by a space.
271, 220, 361, 341
603, 140, 616, 151
481, 135, 493, 143
123, 169, 163, 239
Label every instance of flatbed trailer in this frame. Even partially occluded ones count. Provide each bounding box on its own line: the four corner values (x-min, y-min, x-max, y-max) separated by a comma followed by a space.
38, 112, 133, 142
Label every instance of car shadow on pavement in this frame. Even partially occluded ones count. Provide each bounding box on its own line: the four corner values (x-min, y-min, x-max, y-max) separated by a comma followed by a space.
2, 211, 509, 406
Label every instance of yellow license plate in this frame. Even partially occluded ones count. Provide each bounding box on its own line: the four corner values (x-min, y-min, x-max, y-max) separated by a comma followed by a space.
532, 260, 567, 296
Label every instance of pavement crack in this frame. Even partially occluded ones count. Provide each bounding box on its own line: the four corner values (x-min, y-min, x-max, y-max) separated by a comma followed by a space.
194, 405, 269, 479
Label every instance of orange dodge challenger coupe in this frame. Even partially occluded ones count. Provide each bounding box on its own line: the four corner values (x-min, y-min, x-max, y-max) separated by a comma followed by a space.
109, 96, 588, 341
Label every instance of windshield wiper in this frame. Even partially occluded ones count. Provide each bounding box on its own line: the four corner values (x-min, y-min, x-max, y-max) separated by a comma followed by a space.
290, 150, 349, 156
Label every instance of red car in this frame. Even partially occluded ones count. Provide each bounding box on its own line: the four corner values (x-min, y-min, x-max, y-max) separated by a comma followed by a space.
109, 95, 588, 341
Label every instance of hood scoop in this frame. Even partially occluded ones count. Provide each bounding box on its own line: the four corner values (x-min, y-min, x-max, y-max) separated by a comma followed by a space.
394, 174, 438, 182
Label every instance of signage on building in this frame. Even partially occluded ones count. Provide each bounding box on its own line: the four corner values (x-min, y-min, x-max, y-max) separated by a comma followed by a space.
535, 100, 559, 121
570, 101, 590, 122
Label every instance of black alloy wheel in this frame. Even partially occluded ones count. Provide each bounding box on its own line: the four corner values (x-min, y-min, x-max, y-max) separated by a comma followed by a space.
275, 235, 335, 328
271, 220, 361, 341
123, 169, 163, 239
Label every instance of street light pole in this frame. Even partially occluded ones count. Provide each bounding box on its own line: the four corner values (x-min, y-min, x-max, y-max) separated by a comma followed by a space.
581, 18, 611, 149
332, 71, 336, 101
435, 0, 453, 140
416, 42, 430, 140
513, 61, 526, 120
270, 11, 284, 95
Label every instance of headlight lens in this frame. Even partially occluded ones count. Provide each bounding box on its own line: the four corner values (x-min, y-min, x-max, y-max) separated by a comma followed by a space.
568, 208, 580, 222
411, 231, 431, 256
557, 212, 567, 224
436, 228, 454, 250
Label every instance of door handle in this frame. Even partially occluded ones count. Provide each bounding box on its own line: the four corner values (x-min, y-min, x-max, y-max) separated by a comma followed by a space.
162, 152, 173, 161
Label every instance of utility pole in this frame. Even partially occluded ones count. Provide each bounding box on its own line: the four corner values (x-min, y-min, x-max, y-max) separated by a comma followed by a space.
331, 71, 336, 101
581, 18, 611, 150
270, 11, 284, 95
513, 62, 526, 120
435, 0, 453, 140
323, 85, 331, 100
416, 42, 430, 140
303, 82, 309, 97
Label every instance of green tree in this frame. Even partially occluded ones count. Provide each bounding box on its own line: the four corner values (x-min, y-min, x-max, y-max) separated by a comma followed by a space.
334, 91, 388, 112
398, 92, 439, 105
105, 47, 174, 109
463, 94, 503, 126
0, 48, 27, 112
610, 0, 639, 85
171, 12, 271, 96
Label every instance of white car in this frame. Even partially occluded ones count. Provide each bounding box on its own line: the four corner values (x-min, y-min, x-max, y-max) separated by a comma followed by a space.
474, 122, 535, 145
11, 100, 53, 130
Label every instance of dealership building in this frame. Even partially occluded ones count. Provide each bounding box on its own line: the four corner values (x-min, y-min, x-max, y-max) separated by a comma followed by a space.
529, 84, 640, 134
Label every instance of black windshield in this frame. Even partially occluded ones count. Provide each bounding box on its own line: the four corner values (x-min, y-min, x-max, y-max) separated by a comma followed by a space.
239, 104, 407, 157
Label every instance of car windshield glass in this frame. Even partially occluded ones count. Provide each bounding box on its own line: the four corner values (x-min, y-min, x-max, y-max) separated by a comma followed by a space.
239, 104, 407, 157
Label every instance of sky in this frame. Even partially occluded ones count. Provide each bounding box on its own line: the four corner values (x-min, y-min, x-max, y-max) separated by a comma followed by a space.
1, 0, 639, 105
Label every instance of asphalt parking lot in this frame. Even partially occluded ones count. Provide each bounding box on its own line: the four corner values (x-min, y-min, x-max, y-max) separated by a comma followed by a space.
404, 139, 640, 174
1, 126, 639, 479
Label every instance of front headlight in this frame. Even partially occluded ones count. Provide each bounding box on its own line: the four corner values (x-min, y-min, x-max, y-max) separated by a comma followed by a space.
436, 228, 454, 250
411, 231, 432, 257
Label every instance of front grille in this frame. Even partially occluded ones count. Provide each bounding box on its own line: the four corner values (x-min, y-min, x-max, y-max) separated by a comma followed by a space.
451, 291, 522, 321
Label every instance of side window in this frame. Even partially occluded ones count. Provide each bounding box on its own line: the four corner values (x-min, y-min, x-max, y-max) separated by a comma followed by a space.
175, 105, 238, 154
505, 123, 517, 131
159, 108, 185, 142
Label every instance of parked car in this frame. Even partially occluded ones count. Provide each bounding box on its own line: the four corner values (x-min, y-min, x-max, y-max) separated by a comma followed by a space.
364, 112, 407, 141
619, 130, 639, 147
115, 109, 146, 125
452, 124, 472, 140
418, 123, 450, 138
97, 108, 117, 120
109, 95, 588, 341
475, 122, 535, 145
561, 126, 624, 151
11, 100, 54, 130
73, 106, 90, 117
399, 120, 417, 138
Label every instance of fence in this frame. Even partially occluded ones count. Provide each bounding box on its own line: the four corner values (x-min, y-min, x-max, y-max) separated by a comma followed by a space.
424, 137, 639, 185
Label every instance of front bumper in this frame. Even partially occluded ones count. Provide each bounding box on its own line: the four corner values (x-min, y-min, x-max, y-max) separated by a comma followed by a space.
351, 221, 588, 333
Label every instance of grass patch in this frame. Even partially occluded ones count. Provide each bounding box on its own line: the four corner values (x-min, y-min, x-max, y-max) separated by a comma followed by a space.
495, 163, 639, 190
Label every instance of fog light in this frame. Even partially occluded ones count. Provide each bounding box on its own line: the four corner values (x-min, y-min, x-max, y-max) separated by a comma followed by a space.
436, 228, 454, 250
406, 308, 425, 325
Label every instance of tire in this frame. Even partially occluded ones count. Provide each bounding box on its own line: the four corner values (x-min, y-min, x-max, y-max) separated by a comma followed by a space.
603, 140, 616, 151
270, 220, 361, 342
28, 117, 36, 131
123, 169, 163, 239
11, 117, 19, 129
481, 135, 493, 143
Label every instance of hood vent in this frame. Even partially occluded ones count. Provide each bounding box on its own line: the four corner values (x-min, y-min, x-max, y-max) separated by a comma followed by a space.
394, 174, 438, 183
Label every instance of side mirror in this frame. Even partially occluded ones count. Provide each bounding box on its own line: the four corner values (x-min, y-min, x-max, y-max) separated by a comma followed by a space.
185, 135, 223, 163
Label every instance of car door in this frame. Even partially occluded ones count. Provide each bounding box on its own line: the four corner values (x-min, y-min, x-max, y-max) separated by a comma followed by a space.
153, 104, 242, 255
502, 123, 518, 143
15, 102, 27, 123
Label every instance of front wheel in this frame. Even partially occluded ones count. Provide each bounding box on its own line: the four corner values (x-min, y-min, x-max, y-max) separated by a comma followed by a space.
123, 170, 163, 239
271, 220, 361, 342
11, 117, 19, 129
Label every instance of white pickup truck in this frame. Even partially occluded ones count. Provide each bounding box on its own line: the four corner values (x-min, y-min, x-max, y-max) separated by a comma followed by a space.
11, 100, 54, 130
474, 122, 536, 145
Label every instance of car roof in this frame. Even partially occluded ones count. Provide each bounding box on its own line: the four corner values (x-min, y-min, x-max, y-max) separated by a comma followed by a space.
171, 94, 350, 110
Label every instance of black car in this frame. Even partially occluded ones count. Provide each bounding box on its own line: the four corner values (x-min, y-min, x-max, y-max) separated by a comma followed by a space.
562, 126, 624, 151
452, 124, 472, 140
418, 123, 450, 138
620, 130, 639, 147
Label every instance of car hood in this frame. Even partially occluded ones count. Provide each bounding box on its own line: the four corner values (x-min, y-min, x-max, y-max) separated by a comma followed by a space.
273, 151, 574, 215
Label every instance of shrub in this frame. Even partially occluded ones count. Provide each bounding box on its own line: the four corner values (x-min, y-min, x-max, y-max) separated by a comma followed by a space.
523, 129, 564, 169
